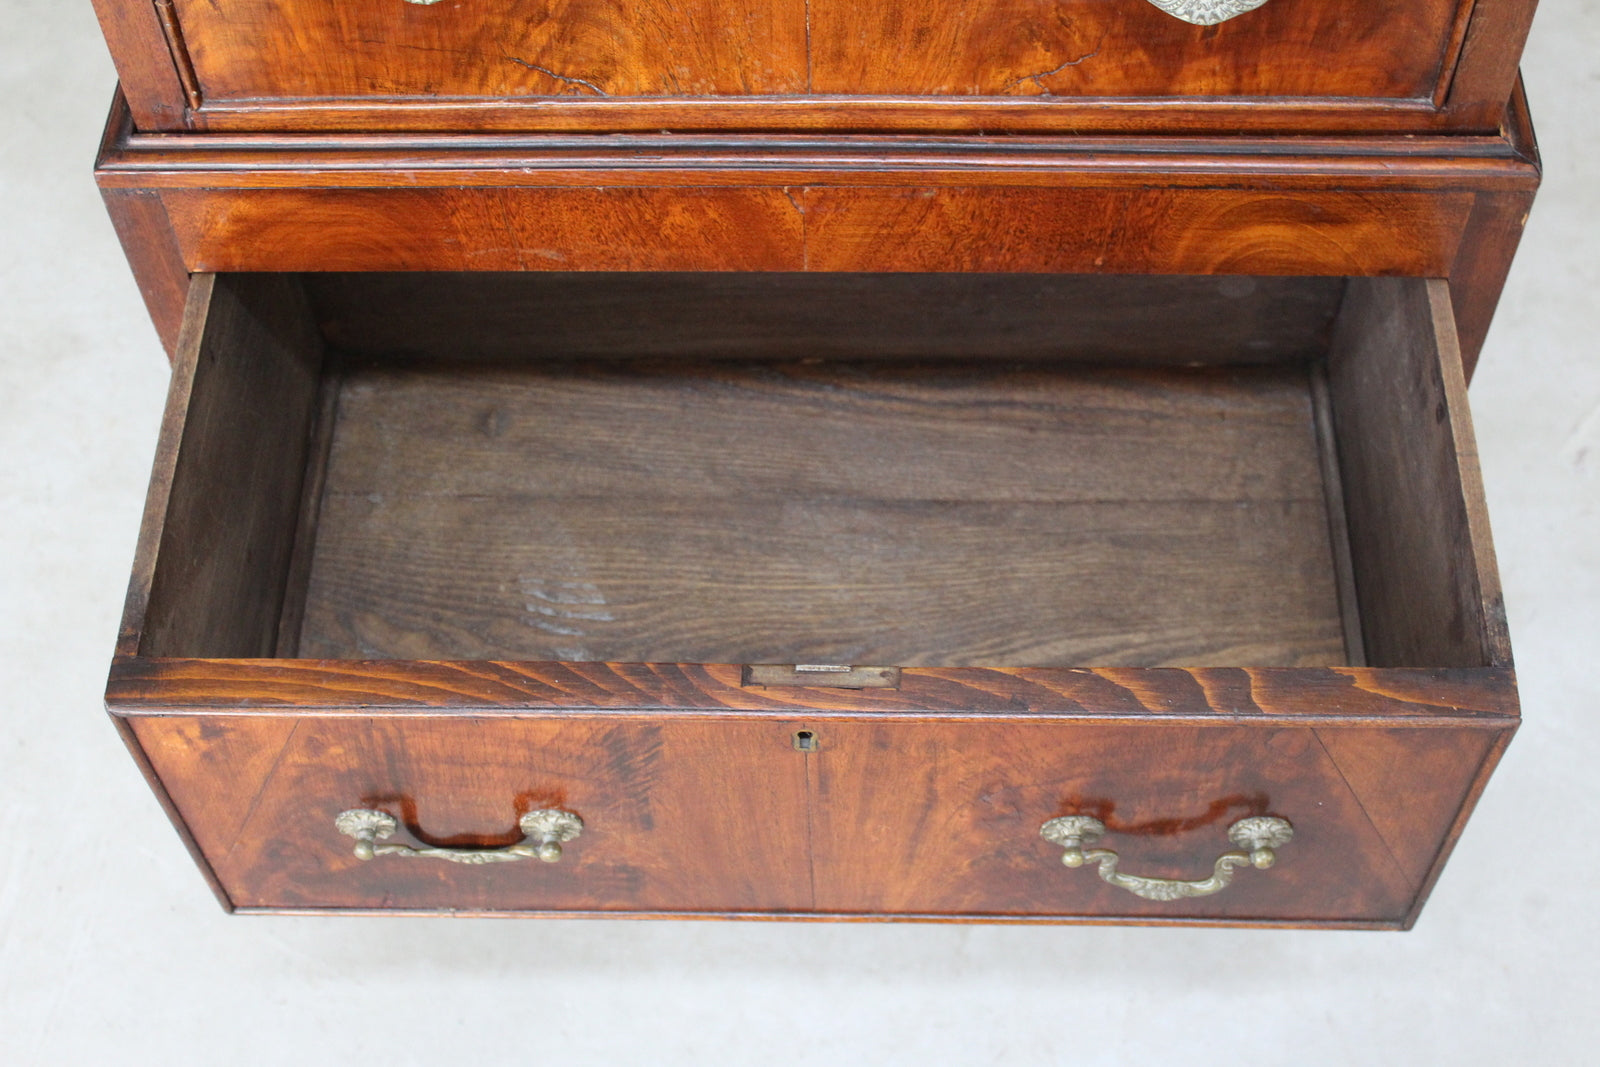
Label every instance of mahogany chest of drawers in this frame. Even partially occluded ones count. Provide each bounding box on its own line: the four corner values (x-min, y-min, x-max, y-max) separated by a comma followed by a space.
90, 0, 1541, 926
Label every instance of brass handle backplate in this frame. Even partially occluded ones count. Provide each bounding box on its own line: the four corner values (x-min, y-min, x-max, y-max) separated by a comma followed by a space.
335, 808, 583, 864
1142, 0, 1271, 25
396, 0, 1268, 21
1040, 814, 1293, 901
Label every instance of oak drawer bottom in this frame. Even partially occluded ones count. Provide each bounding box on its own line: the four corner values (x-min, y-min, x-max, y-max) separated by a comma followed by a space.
297, 357, 1346, 669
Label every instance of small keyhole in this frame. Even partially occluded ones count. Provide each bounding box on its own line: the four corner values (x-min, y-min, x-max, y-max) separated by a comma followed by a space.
792, 730, 818, 752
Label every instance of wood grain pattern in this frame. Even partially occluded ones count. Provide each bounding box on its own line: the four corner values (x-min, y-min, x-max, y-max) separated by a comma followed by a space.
1326, 278, 1510, 669
1399, 721, 1515, 928
108, 710, 234, 910
158, 187, 806, 272
144, 185, 1476, 279
172, 0, 808, 99
88, 0, 188, 129
131, 715, 814, 912
803, 721, 1509, 920
1314, 726, 1500, 889
1450, 189, 1537, 381
92, 116, 1541, 372
99, 186, 188, 358
107, 659, 1520, 721
294, 360, 1343, 667
305, 273, 1345, 367
802, 187, 1475, 275
1449, 79, 1539, 382
95, 0, 1534, 134
809, 0, 1463, 100
1440, 0, 1543, 130
123, 711, 1511, 920
137, 274, 326, 658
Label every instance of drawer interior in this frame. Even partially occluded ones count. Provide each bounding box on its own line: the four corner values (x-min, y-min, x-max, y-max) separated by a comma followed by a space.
128, 272, 1506, 673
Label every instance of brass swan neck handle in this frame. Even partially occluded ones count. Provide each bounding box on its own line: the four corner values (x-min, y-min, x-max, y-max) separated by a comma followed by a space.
1040, 815, 1293, 901
336, 808, 583, 864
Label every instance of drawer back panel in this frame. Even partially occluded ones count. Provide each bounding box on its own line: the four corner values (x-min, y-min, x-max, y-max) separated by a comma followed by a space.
305, 273, 1344, 366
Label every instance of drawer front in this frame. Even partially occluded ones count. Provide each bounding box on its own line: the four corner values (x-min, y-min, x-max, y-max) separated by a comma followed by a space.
127, 714, 1506, 921
97, 0, 1532, 132
806, 722, 1505, 924
129, 716, 813, 913
173, 0, 1459, 103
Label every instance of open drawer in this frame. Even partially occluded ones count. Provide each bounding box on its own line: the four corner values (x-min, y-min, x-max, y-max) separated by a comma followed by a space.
108, 272, 1516, 926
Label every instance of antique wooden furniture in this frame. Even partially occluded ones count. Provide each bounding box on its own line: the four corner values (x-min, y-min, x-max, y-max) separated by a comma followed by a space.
90, 0, 1541, 926
92, 0, 1536, 134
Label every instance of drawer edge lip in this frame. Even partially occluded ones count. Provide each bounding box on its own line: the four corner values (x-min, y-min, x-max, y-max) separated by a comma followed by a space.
178, 96, 1454, 141
224, 905, 1407, 929
94, 98, 1543, 192
105, 657, 1520, 723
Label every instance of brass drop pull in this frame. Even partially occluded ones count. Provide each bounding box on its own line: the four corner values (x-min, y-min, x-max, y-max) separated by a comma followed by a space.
1040, 815, 1293, 901
1142, 0, 1271, 25
335, 808, 583, 865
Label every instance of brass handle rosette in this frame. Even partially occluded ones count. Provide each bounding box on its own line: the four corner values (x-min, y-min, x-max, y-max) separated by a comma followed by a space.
1040, 814, 1293, 901
335, 808, 583, 865
1143, 0, 1271, 25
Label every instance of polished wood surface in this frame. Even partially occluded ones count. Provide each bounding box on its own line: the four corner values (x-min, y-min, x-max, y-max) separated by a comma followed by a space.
93, 94, 1541, 373
88, 0, 190, 129
98, 188, 188, 355
91, 0, 1537, 134
805, 721, 1504, 922
132, 715, 814, 912
145, 185, 1477, 277
125, 712, 1508, 922
809, 0, 1463, 99
173, 0, 807, 99
109, 659, 1519, 720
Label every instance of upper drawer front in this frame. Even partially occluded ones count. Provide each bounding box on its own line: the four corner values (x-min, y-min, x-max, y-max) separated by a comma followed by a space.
175, 0, 1456, 101
96, 0, 1533, 132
